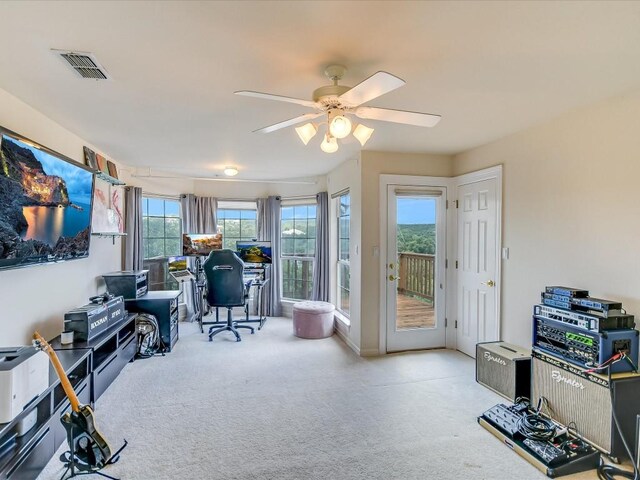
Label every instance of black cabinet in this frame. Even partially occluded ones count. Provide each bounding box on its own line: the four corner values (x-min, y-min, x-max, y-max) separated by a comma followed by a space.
125, 291, 181, 352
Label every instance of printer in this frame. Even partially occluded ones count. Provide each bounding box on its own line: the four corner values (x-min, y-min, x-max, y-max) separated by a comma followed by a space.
0, 347, 49, 424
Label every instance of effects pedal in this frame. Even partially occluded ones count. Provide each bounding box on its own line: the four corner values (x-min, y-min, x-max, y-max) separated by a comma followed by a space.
523, 439, 568, 466
481, 403, 527, 438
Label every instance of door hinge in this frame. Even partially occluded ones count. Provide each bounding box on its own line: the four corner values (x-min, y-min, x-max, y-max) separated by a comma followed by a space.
445, 259, 448, 268
455, 320, 458, 329
455, 200, 459, 208
446, 200, 449, 209
455, 260, 458, 269
445, 318, 448, 327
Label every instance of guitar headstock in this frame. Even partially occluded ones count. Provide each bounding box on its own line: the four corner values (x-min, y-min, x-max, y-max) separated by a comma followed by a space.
33, 331, 51, 353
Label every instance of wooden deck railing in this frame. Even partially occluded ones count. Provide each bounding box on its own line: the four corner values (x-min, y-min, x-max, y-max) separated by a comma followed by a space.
398, 252, 435, 301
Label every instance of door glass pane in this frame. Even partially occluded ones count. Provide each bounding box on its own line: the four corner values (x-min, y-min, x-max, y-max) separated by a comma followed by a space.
395, 196, 437, 330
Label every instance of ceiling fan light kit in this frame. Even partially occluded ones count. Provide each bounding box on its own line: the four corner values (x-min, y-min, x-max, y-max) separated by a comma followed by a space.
223, 166, 239, 176
320, 134, 338, 154
295, 122, 318, 145
329, 113, 352, 139
235, 64, 441, 153
353, 123, 374, 146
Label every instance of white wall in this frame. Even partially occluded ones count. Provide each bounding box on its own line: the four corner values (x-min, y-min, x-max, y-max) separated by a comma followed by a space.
454, 88, 640, 347
0, 88, 123, 345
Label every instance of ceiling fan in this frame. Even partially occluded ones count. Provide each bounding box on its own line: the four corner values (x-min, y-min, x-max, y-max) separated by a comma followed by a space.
235, 65, 441, 153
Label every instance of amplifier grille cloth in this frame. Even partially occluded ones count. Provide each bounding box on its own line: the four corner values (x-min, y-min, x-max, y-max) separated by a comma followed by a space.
532, 356, 612, 452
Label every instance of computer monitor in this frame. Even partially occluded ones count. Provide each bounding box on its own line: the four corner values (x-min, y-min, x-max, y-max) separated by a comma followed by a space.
167, 256, 187, 272
236, 241, 272, 264
182, 233, 223, 256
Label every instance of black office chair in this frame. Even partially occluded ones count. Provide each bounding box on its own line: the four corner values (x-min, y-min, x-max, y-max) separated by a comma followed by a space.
202, 249, 255, 342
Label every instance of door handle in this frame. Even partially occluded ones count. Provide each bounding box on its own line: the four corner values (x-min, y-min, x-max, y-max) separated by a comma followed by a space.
482, 280, 495, 287
388, 263, 395, 270
388, 275, 400, 281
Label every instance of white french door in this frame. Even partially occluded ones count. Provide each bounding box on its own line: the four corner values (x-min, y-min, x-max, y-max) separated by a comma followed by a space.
384, 184, 447, 352
456, 176, 500, 357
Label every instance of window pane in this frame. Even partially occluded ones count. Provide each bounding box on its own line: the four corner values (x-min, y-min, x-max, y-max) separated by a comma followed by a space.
143, 239, 149, 258
307, 218, 316, 239
294, 205, 308, 219
164, 238, 181, 256
241, 220, 256, 239
148, 217, 164, 238
241, 209, 257, 220
307, 238, 315, 256
225, 210, 241, 220
142, 198, 148, 216
165, 218, 181, 238
225, 219, 241, 238
308, 205, 317, 219
282, 238, 294, 255
148, 238, 165, 258
165, 200, 180, 217
148, 198, 164, 216
281, 206, 294, 220
340, 239, 350, 261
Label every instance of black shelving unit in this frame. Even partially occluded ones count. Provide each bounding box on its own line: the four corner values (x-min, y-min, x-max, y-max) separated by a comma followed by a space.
51, 313, 138, 402
0, 349, 91, 480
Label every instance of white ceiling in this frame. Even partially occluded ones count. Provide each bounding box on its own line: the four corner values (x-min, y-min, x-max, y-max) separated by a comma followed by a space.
0, 1, 639, 180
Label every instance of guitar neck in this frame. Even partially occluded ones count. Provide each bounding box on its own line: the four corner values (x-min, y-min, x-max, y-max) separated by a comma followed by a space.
42, 344, 80, 413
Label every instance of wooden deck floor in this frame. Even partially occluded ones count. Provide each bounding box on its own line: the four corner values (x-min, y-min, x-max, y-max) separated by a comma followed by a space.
396, 293, 435, 329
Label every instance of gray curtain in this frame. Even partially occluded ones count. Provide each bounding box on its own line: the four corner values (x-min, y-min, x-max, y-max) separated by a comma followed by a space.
124, 186, 143, 271
258, 196, 281, 316
181, 194, 217, 234
312, 192, 330, 302
180, 194, 218, 319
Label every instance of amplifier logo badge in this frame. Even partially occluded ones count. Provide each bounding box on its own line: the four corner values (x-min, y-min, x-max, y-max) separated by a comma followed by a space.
552, 370, 585, 390
483, 352, 507, 366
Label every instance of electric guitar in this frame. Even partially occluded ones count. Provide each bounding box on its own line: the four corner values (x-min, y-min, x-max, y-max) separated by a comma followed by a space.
33, 332, 112, 468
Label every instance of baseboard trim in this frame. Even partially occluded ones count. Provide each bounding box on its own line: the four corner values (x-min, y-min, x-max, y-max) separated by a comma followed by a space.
334, 323, 360, 356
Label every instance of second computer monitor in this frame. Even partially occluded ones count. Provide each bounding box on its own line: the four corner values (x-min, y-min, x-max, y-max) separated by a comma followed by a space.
183, 233, 223, 256
236, 241, 272, 264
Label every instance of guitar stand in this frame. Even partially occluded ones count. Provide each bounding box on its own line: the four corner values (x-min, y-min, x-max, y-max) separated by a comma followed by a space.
59, 424, 128, 480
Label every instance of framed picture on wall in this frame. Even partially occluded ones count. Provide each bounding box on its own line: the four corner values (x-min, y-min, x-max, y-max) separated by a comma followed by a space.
107, 160, 118, 179
95, 153, 109, 175
83, 146, 97, 170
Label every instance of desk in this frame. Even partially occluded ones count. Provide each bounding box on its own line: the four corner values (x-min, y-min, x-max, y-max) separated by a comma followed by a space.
125, 291, 181, 352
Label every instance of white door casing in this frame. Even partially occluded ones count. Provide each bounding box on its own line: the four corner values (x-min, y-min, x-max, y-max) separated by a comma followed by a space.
380, 177, 448, 353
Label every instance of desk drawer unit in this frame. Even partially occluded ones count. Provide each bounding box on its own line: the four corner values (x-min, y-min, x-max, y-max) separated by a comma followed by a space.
125, 291, 181, 352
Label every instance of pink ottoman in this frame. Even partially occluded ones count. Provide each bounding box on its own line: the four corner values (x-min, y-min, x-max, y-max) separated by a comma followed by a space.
293, 301, 335, 339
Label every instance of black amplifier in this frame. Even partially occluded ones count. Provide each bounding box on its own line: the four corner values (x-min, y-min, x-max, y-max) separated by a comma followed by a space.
64, 303, 109, 341
102, 270, 149, 299
532, 315, 638, 373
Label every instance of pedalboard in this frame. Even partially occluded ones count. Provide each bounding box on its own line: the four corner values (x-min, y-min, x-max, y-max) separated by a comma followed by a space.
479, 402, 600, 477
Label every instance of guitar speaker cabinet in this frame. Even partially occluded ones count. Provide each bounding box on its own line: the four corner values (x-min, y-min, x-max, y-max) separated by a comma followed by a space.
532, 350, 640, 460
476, 341, 531, 402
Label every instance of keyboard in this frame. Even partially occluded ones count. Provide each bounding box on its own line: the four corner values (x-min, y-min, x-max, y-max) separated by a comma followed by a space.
170, 270, 194, 281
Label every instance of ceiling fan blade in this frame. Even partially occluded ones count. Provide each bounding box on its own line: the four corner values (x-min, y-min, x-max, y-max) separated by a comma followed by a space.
235, 90, 319, 109
253, 112, 324, 134
338, 71, 406, 107
355, 106, 441, 128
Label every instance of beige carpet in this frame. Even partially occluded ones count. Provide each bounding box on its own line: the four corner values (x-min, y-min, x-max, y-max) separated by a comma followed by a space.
37, 317, 608, 480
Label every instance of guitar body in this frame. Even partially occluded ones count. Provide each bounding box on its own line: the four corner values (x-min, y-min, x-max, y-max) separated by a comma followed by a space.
61, 405, 112, 468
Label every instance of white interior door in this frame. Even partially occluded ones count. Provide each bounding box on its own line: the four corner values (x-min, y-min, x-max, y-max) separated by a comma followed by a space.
385, 185, 446, 352
456, 178, 499, 357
